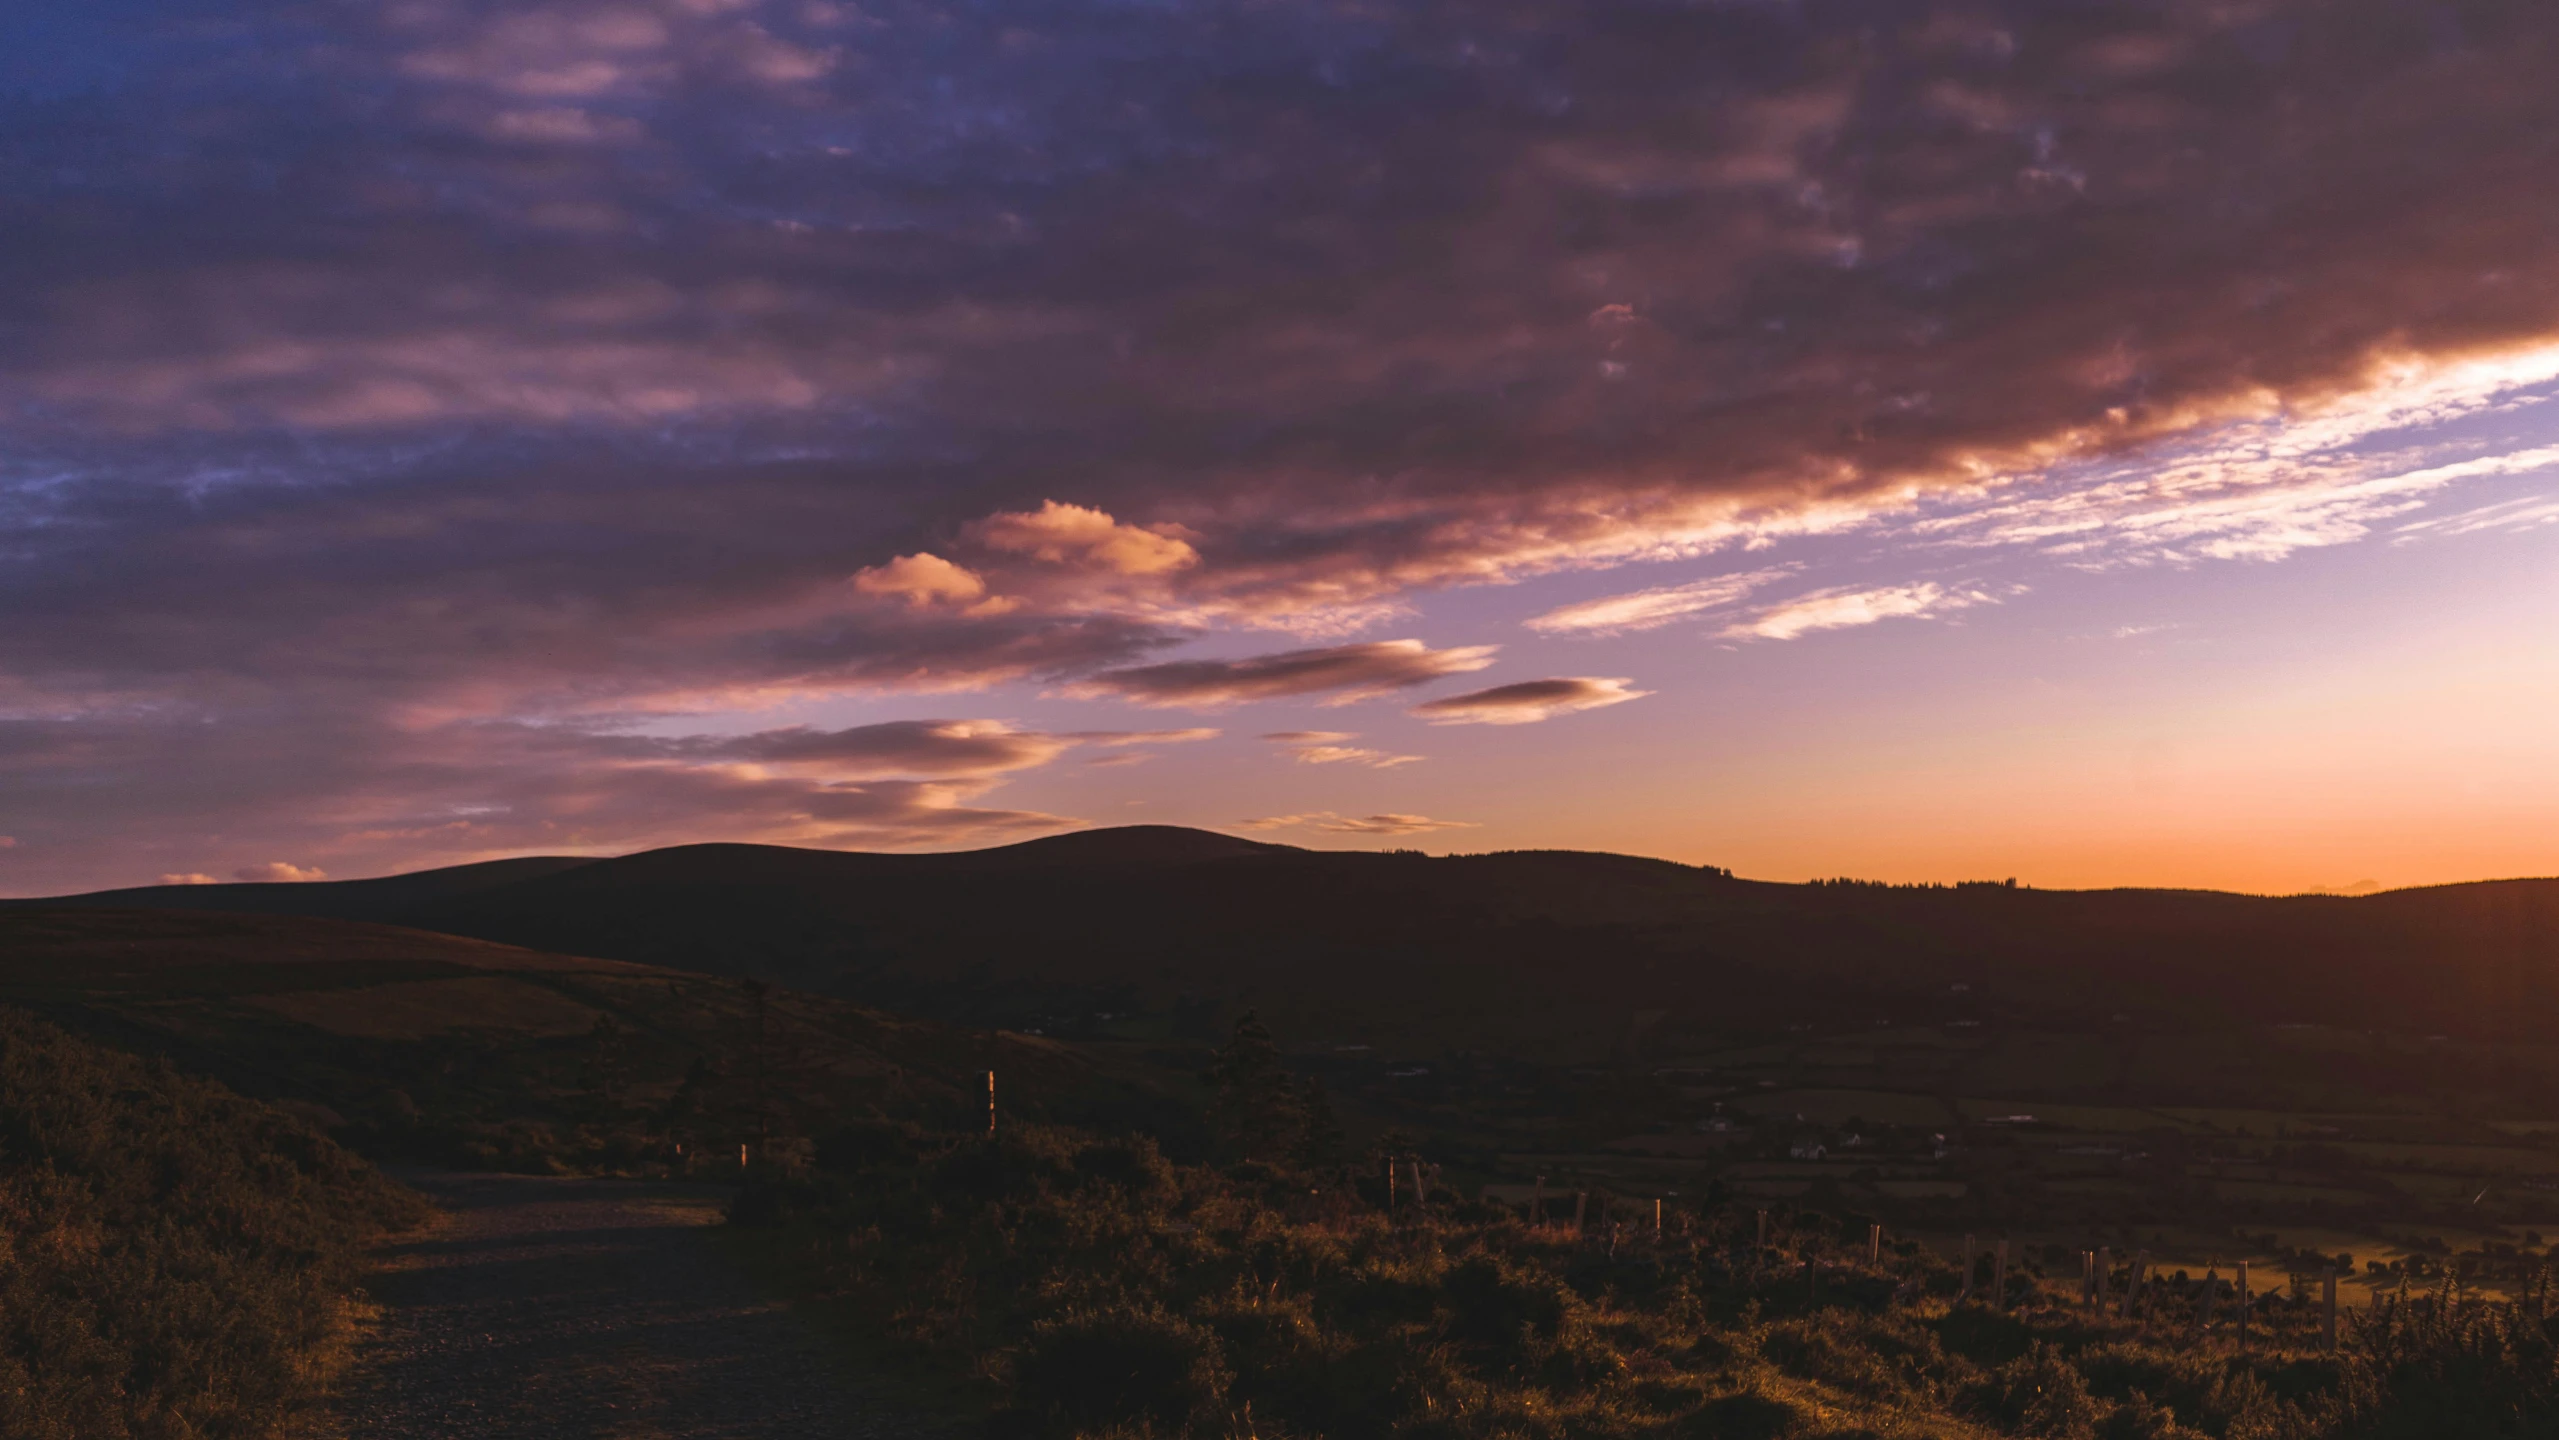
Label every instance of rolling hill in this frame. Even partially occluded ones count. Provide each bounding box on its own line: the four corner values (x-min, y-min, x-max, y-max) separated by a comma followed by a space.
0, 906, 1142, 1167
24, 827, 2559, 1059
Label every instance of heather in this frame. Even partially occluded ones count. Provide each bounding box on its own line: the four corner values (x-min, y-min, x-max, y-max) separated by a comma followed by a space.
0, 1008, 426, 1439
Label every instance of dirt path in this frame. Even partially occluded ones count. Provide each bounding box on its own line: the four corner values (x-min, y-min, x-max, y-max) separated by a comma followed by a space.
333, 1172, 941, 1440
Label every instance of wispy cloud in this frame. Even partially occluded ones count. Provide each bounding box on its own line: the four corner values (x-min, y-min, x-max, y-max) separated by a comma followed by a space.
1257, 731, 1422, 768
1070, 641, 1497, 709
1238, 812, 1478, 836
1720, 582, 2002, 643
1913, 349, 2559, 570
1526, 567, 1796, 636
2392, 494, 2559, 544
232, 861, 327, 883
1409, 677, 1650, 725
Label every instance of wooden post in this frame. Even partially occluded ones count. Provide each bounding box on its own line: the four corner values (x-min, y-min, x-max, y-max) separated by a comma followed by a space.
2196, 1267, 2219, 1339
1574, 1191, 1588, 1233
1756, 1208, 1768, 1247
2097, 1247, 2112, 1314
739, 1141, 749, 1172
2130, 1254, 2148, 1320
1959, 1234, 1976, 1304
1654, 1198, 1663, 1237
2323, 1266, 2338, 1351
1410, 1158, 1427, 1213
986, 1070, 997, 1139
1387, 1156, 1397, 1212
2081, 1251, 2095, 1308
1994, 1239, 2009, 1311
1869, 1222, 1883, 1267
2237, 1263, 2250, 1350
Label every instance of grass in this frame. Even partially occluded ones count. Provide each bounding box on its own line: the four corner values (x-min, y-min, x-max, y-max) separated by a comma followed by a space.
727, 1113, 2559, 1440
0, 1006, 426, 1439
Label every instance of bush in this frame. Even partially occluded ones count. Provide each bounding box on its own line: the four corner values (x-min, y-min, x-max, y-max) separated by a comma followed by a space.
2328, 1295, 2559, 1438
1011, 1305, 1232, 1433
0, 1007, 424, 1440
737, 1117, 2557, 1440
1680, 1388, 1806, 1438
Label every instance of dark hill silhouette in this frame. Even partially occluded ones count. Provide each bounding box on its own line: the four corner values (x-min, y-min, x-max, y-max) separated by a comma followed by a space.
21, 828, 2559, 1055
0, 906, 1129, 1162
53, 854, 602, 919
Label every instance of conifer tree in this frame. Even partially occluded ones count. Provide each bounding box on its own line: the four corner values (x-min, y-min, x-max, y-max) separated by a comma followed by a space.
1203, 1011, 1305, 1161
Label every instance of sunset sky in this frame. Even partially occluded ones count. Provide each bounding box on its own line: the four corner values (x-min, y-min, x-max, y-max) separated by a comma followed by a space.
4, 0, 2556, 896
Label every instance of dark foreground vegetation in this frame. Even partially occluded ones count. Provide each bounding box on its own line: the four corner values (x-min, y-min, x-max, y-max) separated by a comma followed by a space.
0, 1008, 424, 1439
718, 1019, 2559, 1440
737, 1115, 2559, 1440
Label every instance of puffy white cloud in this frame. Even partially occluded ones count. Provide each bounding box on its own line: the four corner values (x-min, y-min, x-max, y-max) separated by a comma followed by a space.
851, 554, 998, 610
969, 502, 1199, 577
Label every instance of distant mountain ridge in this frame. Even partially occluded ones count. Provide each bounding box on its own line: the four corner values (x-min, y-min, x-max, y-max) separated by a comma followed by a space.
21, 827, 2559, 1056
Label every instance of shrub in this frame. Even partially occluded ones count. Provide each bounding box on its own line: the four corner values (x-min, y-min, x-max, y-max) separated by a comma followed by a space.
1680, 1388, 1807, 1438
2328, 1296, 2559, 1438
1011, 1305, 1232, 1433
0, 1007, 423, 1440
737, 1116, 2559, 1440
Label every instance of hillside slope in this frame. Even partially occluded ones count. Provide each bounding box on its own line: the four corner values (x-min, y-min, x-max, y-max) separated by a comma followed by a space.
0, 1008, 422, 1439
0, 907, 1143, 1167
26, 828, 2559, 1057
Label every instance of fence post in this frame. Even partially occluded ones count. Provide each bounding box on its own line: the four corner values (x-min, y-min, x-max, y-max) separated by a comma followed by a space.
1959, 1234, 1976, 1304
1655, 1198, 1663, 1238
2237, 1263, 2250, 1350
1756, 1208, 1769, 1247
1574, 1191, 1588, 1233
1994, 1239, 2009, 1311
2323, 1266, 2338, 1351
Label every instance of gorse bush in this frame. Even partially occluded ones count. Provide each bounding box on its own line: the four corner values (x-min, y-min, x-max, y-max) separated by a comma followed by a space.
0, 1008, 425, 1439
2326, 1288, 2559, 1438
736, 1117, 2559, 1440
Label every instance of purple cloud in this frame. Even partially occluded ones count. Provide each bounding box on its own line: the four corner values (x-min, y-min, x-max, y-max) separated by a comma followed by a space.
1410, 678, 1651, 726
1070, 641, 1498, 709
11, 0, 2559, 888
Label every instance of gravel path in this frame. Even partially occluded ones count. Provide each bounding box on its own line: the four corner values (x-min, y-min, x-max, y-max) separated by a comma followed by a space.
332, 1172, 941, 1439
